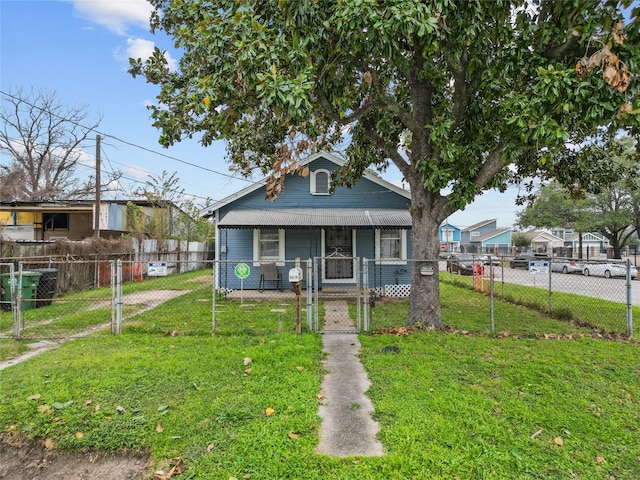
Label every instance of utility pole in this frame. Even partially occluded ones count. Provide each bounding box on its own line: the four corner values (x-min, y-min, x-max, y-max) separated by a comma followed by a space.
94, 134, 101, 238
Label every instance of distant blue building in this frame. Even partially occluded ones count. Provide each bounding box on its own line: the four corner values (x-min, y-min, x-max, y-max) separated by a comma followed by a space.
208, 152, 413, 290
461, 219, 512, 254
438, 222, 461, 253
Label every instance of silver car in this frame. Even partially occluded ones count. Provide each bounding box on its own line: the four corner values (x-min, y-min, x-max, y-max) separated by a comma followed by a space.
582, 262, 637, 279
550, 258, 582, 274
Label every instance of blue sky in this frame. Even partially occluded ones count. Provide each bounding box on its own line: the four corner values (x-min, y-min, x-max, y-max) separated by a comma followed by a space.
0, 0, 520, 229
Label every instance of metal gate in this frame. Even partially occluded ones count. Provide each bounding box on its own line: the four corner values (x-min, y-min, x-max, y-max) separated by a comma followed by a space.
312, 256, 366, 333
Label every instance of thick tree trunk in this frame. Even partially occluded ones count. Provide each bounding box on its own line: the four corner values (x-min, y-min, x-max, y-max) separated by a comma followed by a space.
407, 189, 447, 328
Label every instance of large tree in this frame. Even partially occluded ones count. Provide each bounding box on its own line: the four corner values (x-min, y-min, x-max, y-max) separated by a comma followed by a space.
0, 87, 103, 201
130, 1, 639, 327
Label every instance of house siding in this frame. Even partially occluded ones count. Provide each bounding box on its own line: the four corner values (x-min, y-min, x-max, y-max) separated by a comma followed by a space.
214, 154, 414, 291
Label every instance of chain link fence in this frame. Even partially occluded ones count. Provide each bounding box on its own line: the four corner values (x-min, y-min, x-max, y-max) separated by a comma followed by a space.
0, 259, 115, 340
0, 255, 635, 342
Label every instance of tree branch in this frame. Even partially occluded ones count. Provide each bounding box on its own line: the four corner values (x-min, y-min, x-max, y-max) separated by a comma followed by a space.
545, 29, 582, 59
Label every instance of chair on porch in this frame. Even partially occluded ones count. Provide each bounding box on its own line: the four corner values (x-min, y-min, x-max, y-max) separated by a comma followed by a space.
259, 263, 282, 292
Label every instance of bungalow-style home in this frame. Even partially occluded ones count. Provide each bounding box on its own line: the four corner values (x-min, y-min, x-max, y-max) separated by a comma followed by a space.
0, 200, 183, 241
439, 222, 461, 253
564, 231, 610, 259
207, 152, 413, 291
470, 227, 512, 255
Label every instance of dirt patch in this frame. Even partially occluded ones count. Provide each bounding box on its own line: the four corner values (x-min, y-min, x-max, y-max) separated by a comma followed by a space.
0, 436, 151, 480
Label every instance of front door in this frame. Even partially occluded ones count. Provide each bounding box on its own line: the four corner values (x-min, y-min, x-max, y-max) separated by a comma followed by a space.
324, 228, 354, 281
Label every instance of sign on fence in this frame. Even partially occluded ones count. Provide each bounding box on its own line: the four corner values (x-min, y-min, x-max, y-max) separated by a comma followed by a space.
528, 261, 549, 275
148, 262, 168, 277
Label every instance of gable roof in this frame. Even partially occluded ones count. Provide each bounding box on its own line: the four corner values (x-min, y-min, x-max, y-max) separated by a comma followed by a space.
461, 219, 497, 232
520, 229, 564, 243
472, 227, 511, 243
206, 151, 411, 216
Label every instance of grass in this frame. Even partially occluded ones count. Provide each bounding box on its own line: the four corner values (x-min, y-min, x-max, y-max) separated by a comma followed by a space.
1, 270, 639, 479
441, 272, 636, 334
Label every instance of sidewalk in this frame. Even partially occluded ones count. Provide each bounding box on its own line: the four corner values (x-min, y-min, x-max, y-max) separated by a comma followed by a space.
316, 300, 384, 457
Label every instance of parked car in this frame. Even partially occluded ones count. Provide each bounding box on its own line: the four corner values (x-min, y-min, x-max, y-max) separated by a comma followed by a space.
446, 254, 483, 275
509, 253, 549, 269
478, 255, 501, 267
582, 262, 637, 279
550, 258, 583, 274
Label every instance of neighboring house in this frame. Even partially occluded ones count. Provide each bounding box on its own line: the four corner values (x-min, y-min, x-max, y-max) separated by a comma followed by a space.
207, 151, 413, 290
519, 229, 565, 253
460, 219, 498, 252
564, 232, 610, 259
0, 200, 182, 241
471, 227, 512, 255
439, 222, 461, 253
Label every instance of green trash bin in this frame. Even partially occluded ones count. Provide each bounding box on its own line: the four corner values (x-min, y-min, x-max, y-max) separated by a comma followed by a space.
0, 271, 42, 311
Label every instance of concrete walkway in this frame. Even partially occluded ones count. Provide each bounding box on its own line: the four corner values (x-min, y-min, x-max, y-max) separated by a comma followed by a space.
316, 300, 384, 457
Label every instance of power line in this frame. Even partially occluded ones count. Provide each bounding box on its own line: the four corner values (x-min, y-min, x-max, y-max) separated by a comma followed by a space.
0, 89, 256, 185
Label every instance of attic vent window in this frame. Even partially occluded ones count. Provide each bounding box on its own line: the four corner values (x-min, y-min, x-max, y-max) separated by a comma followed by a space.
311, 169, 330, 195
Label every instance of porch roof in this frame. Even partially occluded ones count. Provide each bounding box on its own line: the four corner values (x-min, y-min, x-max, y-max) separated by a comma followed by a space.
217, 208, 412, 229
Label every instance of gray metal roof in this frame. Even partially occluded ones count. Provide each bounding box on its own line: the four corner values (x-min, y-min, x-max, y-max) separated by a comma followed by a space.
217, 208, 412, 229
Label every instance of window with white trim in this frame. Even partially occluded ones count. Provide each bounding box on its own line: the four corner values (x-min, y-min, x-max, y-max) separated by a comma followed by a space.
311, 169, 330, 194
375, 229, 407, 263
253, 228, 285, 262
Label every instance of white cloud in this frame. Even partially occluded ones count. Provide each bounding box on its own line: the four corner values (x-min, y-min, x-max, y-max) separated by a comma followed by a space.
72, 0, 153, 36
114, 37, 177, 71
124, 164, 152, 180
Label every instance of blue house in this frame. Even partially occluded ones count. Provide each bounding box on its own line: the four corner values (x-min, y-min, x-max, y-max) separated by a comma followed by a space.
209, 152, 413, 290
439, 222, 461, 253
471, 227, 512, 255
460, 219, 498, 252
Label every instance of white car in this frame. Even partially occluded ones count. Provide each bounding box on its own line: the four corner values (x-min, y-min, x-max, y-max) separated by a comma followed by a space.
582, 262, 637, 279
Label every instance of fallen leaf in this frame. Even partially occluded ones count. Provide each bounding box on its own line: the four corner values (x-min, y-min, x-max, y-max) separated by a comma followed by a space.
116, 405, 125, 414
288, 431, 299, 440
27, 394, 41, 401
596, 456, 605, 464
554, 437, 564, 446
75, 432, 84, 439
207, 443, 215, 452
52, 400, 73, 409
316, 393, 323, 400
83, 399, 92, 407
265, 407, 275, 416
37, 405, 53, 414
296, 366, 305, 371
94, 404, 100, 412
243, 474, 252, 479
244, 357, 253, 365
153, 458, 184, 480
156, 424, 164, 433
530, 428, 543, 440
44, 438, 54, 449
243, 368, 252, 376
158, 405, 170, 412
